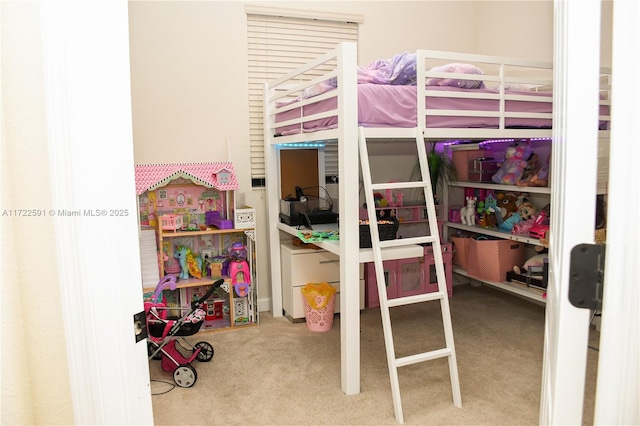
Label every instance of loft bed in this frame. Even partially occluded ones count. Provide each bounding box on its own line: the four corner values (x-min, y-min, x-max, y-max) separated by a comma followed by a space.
263, 42, 611, 398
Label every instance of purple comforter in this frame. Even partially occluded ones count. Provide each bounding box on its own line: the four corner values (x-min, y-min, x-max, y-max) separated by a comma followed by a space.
301, 52, 418, 99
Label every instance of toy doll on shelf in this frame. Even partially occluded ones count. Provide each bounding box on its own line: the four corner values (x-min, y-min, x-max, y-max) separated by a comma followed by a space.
228, 242, 251, 297
516, 153, 550, 187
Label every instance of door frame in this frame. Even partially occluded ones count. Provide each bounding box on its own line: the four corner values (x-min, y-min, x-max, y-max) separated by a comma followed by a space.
41, 1, 154, 424
541, 0, 639, 424
46, 0, 638, 423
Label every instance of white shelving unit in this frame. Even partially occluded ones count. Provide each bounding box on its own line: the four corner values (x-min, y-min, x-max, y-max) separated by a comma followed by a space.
453, 267, 546, 304
443, 141, 552, 303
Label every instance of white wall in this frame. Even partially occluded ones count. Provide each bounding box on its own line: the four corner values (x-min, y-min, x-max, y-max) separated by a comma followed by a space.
1, 2, 74, 424
128, 0, 560, 308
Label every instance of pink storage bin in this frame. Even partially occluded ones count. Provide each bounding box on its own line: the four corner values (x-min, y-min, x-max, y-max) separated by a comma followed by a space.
466, 238, 525, 282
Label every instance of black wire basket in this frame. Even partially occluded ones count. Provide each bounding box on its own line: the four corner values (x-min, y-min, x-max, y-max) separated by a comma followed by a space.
359, 217, 400, 248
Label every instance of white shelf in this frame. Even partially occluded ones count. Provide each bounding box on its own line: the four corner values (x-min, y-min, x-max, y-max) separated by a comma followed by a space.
445, 221, 544, 246
449, 181, 551, 195
454, 267, 547, 304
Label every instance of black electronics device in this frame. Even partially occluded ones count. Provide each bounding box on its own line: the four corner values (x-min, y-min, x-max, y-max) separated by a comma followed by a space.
279, 186, 338, 228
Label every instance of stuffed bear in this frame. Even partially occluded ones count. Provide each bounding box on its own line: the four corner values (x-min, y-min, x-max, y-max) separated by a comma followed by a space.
497, 192, 519, 220
492, 140, 532, 185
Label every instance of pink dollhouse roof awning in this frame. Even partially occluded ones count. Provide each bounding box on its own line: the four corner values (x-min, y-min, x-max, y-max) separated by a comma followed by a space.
134, 162, 239, 195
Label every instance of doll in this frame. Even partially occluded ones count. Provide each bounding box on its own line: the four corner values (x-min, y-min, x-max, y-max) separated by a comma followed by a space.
517, 154, 550, 187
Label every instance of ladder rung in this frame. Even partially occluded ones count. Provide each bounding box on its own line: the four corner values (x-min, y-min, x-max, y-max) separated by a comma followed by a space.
387, 291, 446, 308
379, 236, 437, 248
396, 348, 452, 368
371, 182, 426, 191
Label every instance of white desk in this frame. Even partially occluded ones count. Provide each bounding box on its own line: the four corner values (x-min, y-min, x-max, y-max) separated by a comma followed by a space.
276, 222, 423, 394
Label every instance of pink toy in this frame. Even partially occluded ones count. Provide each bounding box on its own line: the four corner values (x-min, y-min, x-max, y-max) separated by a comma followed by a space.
160, 214, 183, 232
164, 256, 181, 276
491, 140, 532, 185
529, 210, 550, 239
145, 278, 224, 388
228, 242, 251, 297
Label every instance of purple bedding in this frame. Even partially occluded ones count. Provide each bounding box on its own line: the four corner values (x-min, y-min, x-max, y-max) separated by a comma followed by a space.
275, 84, 559, 136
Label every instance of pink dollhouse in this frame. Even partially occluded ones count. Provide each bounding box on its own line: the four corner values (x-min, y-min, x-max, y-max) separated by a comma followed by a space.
135, 162, 240, 230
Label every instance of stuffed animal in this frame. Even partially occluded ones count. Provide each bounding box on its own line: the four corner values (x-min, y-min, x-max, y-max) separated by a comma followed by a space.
460, 196, 477, 225
482, 192, 518, 229
528, 154, 550, 187
517, 153, 550, 187
175, 246, 203, 280
497, 192, 519, 220
492, 140, 532, 185
520, 152, 541, 182
514, 245, 548, 275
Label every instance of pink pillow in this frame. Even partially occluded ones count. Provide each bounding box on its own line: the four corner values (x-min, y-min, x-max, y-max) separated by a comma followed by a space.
426, 63, 485, 89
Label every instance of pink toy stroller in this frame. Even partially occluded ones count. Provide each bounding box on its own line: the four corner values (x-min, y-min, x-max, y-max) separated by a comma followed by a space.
145, 276, 224, 388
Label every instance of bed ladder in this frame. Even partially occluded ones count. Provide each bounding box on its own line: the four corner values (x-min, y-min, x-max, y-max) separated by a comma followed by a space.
358, 126, 462, 424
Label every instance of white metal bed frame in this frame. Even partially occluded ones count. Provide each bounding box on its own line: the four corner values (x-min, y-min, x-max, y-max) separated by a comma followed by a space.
262, 41, 609, 405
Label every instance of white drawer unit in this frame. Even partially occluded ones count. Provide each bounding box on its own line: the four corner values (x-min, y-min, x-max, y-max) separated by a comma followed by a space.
280, 240, 365, 322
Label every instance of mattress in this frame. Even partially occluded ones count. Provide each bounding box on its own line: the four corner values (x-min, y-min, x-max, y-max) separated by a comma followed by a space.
275, 84, 609, 136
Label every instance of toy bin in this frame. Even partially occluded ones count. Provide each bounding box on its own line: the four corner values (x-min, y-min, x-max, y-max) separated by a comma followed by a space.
301, 282, 337, 332
452, 148, 492, 181
466, 237, 525, 282
451, 236, 471, 269
359, 218, 399, 248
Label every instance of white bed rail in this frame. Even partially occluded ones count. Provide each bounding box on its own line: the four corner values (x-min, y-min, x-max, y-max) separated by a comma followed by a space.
417, 50, 554, 139
264, 44, 350, 146
264, 44, 610, 144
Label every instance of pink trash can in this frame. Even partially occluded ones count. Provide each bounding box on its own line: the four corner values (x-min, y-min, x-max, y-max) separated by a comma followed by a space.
301, 283, 337, 332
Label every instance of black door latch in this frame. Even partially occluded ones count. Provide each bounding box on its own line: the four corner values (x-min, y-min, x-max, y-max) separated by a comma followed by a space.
568, 243, 606, 310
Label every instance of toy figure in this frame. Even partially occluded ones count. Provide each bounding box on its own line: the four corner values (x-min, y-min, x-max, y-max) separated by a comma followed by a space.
517, 153, 550, 187
209, 257, 225, 279
460, 196, 477, 225
161, 250, 181, 276
499, 192, 519, 220
492, 140, 532, 185
499, 195, 537, 232
175, 246, 203, 280
228, 242, 251, 297
480, 192, 520, 230
511, 198, 538, 234
520, 152, 541, 182
527, 154, 550, 187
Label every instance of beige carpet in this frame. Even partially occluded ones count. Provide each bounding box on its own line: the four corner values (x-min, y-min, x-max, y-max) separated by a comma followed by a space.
149, 283, 599, 425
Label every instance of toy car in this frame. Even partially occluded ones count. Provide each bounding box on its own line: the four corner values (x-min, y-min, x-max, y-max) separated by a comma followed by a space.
529, 211, 550, 239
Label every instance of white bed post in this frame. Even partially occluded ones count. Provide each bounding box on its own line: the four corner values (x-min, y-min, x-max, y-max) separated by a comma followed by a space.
336, 41, 361, 395
264, 82, 283, 317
